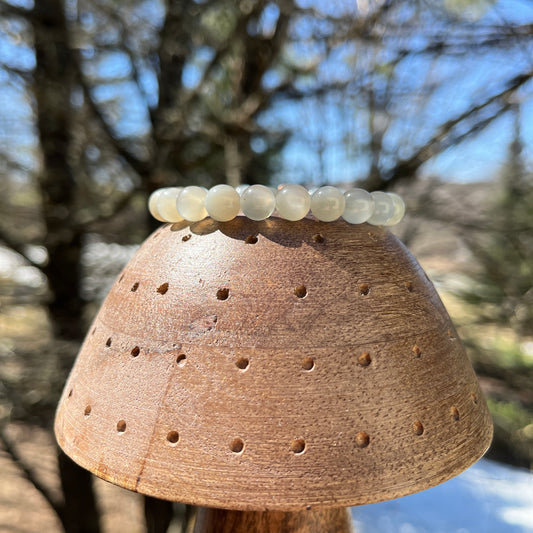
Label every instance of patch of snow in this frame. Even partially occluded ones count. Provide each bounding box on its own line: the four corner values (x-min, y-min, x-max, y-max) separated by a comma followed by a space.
0, 246, 25, 275
520, 341, 533, 358
352, 459, 533, 532
81, 241, 139, 302
0, 246, 46, 289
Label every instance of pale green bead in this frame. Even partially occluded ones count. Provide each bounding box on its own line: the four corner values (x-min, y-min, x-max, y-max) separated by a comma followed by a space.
276, 184, 310, 221
241, 184, 276, 221
156, 187, 184, 222
367, 191, 395, 225
177, 186, 208, 222
384, 193, 405, 226
205, 184, 240, 222
148, 189, 166, 222
342, 188, 374, 224
310, 186, 345, 222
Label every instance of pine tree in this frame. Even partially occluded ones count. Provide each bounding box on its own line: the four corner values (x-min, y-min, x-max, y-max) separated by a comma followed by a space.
461, 105, 533, 337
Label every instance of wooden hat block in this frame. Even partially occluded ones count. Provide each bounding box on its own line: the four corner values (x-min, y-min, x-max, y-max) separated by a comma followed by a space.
55, 216, 493, 533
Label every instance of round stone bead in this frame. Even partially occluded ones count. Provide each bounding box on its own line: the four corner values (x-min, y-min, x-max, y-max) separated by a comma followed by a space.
235, 184, 250, 196
177, 186, 208, 222
241, 184, 276, 221
205, 184, 241, 222
367, 191, 395, 225
311, 186, 346, 222
384, 193, 405, 226
342, 188, 374, 224
155, 187, 184, 222
276, 184, 311, 221
148, 189, 167, 222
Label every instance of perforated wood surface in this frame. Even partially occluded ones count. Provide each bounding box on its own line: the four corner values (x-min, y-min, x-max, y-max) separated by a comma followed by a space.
55, 216, 492, 511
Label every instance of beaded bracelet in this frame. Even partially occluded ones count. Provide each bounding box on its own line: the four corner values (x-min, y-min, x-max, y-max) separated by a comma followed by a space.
149, 184, 405, 226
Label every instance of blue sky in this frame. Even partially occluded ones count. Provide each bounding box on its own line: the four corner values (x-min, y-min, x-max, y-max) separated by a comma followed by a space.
353, 459, 533, 533
268, 0, 533, 185
0, 0, 532, 187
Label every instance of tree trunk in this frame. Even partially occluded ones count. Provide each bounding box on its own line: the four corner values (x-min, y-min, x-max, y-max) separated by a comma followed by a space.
33, 0, 85, 340
144, 496, 174, 533
32, 2, 101, 532
57, 451, 101, 533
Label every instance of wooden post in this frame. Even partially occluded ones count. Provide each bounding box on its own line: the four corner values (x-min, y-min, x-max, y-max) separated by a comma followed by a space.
193, 507, 354, 533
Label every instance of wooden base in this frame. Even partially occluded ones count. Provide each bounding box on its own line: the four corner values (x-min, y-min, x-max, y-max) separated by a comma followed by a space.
55, 218, 493, 509
193, 507, 354, 533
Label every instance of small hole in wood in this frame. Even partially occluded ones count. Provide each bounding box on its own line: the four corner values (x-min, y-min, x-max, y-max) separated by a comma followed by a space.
131, 346, 140, 357
217, 288, 230, 300
131, 282, 139, 292
84, 405, 91, 417
413, 420, 424, 436
404, 281, 414, 292
230, 438, 244, 454
302, 357, 315, 371
294, 285, 307, 298
68, 389, 73, 398
166, 431, 180, 444
182, 234, 191, 242
290, 438, 306, 455
236, 358, 249, 370
245, 235, 258, 244
117, 420, 127, 433
358, 352, 372, 367
306, 505, 312, 511
312, 233, 324, 243
359, 283, 370, 296
157, 283, 169, 295
176, 354, 186, 366
106, 337, 112, 347
355, 432, 370, 448
471, 392, 478, 405
450, 406, 460, 421
91, 327, 96, 336
412, 345, 421, 357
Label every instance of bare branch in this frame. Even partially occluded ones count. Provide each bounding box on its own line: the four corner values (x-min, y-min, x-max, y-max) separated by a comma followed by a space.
181, 44, 229, 108
378, 71, 533, 189
73, 55, 150, 178
0, 0, 31, 18
0, 62, 32, 79
88, 3, 157, 127
73, 186, 143, 230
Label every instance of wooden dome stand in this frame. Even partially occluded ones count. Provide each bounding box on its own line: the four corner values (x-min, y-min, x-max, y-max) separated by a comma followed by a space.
55, 216, 492, 533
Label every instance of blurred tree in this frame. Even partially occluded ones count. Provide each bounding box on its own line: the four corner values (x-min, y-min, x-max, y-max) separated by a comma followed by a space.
460, 106, 533, 336
0, 0, 532, 531
451, 105, 533, 467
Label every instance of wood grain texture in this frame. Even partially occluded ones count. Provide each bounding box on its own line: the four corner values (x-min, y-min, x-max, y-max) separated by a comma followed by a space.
193, 507, 354, 533
54, 216, 493, 511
